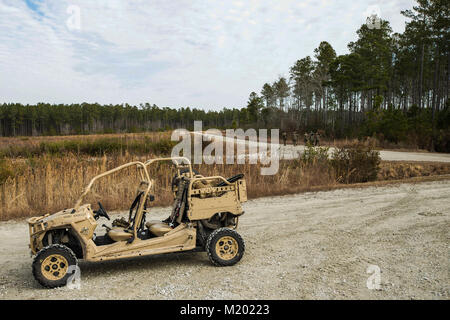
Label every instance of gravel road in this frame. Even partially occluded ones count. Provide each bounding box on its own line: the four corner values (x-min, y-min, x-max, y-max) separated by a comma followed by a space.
195, 131, 450, 163
0, 180, 448, 300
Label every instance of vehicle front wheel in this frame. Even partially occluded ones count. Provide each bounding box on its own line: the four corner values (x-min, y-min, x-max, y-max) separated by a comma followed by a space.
32, 244, 77, 288
206, 228, 245, 266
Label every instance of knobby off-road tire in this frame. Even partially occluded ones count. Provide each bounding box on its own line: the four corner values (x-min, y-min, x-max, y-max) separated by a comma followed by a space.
32, 244, 78, 288
206, 228, 245, 266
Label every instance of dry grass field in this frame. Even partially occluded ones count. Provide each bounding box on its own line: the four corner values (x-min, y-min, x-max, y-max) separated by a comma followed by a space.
0, 154, 331, 220
1, 132, 450, 220
1, 151, 449, 220
0, 132, 174, 158
0, 132, 172, 148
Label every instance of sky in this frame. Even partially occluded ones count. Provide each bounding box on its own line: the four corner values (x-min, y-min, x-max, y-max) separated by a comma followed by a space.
0, 0, 413, 110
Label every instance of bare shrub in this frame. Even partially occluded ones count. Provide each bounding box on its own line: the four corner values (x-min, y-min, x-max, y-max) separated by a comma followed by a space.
300, 145, 330, 166
331, 143, 381, 183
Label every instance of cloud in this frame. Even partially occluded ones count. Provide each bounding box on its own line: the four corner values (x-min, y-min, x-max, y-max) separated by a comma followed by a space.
0, 0, 413, 109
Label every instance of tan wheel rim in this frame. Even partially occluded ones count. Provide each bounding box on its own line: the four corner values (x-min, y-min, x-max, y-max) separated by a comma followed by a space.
41, 254, 69, 281
215, 236, 238, 260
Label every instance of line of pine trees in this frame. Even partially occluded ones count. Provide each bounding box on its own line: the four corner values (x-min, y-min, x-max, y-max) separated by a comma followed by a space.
245, 0, 449, 151
0, 103, 244, 137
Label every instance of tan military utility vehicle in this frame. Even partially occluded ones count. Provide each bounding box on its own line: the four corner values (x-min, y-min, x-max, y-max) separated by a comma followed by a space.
27, 157, 247, 288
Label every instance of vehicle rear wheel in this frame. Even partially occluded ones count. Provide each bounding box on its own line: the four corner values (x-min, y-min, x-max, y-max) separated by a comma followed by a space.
32, 244, 77, 288
206, 228, 245, 266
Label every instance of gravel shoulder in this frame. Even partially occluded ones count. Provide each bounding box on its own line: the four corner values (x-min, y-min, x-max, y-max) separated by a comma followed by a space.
0, 180, 449, 300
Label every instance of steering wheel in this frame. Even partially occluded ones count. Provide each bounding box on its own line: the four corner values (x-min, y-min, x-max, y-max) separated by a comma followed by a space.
94, 202, 111, 220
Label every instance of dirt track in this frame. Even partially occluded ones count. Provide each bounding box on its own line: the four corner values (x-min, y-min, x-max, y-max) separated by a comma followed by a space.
0, 179, 448, 300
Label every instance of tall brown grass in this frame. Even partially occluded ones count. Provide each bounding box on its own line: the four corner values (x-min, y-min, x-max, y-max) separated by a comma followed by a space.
1, 141, 449, 220
0, 154, 339, 220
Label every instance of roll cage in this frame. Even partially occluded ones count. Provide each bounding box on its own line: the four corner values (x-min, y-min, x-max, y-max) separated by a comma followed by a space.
72, 157, 232, 241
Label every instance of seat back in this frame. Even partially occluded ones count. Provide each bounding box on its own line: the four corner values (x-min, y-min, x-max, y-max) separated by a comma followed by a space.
168, 179, 189, 226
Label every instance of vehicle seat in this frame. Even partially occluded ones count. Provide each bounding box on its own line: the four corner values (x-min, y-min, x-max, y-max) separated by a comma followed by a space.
145, 220, 172, 237
107, 228, 133, 242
